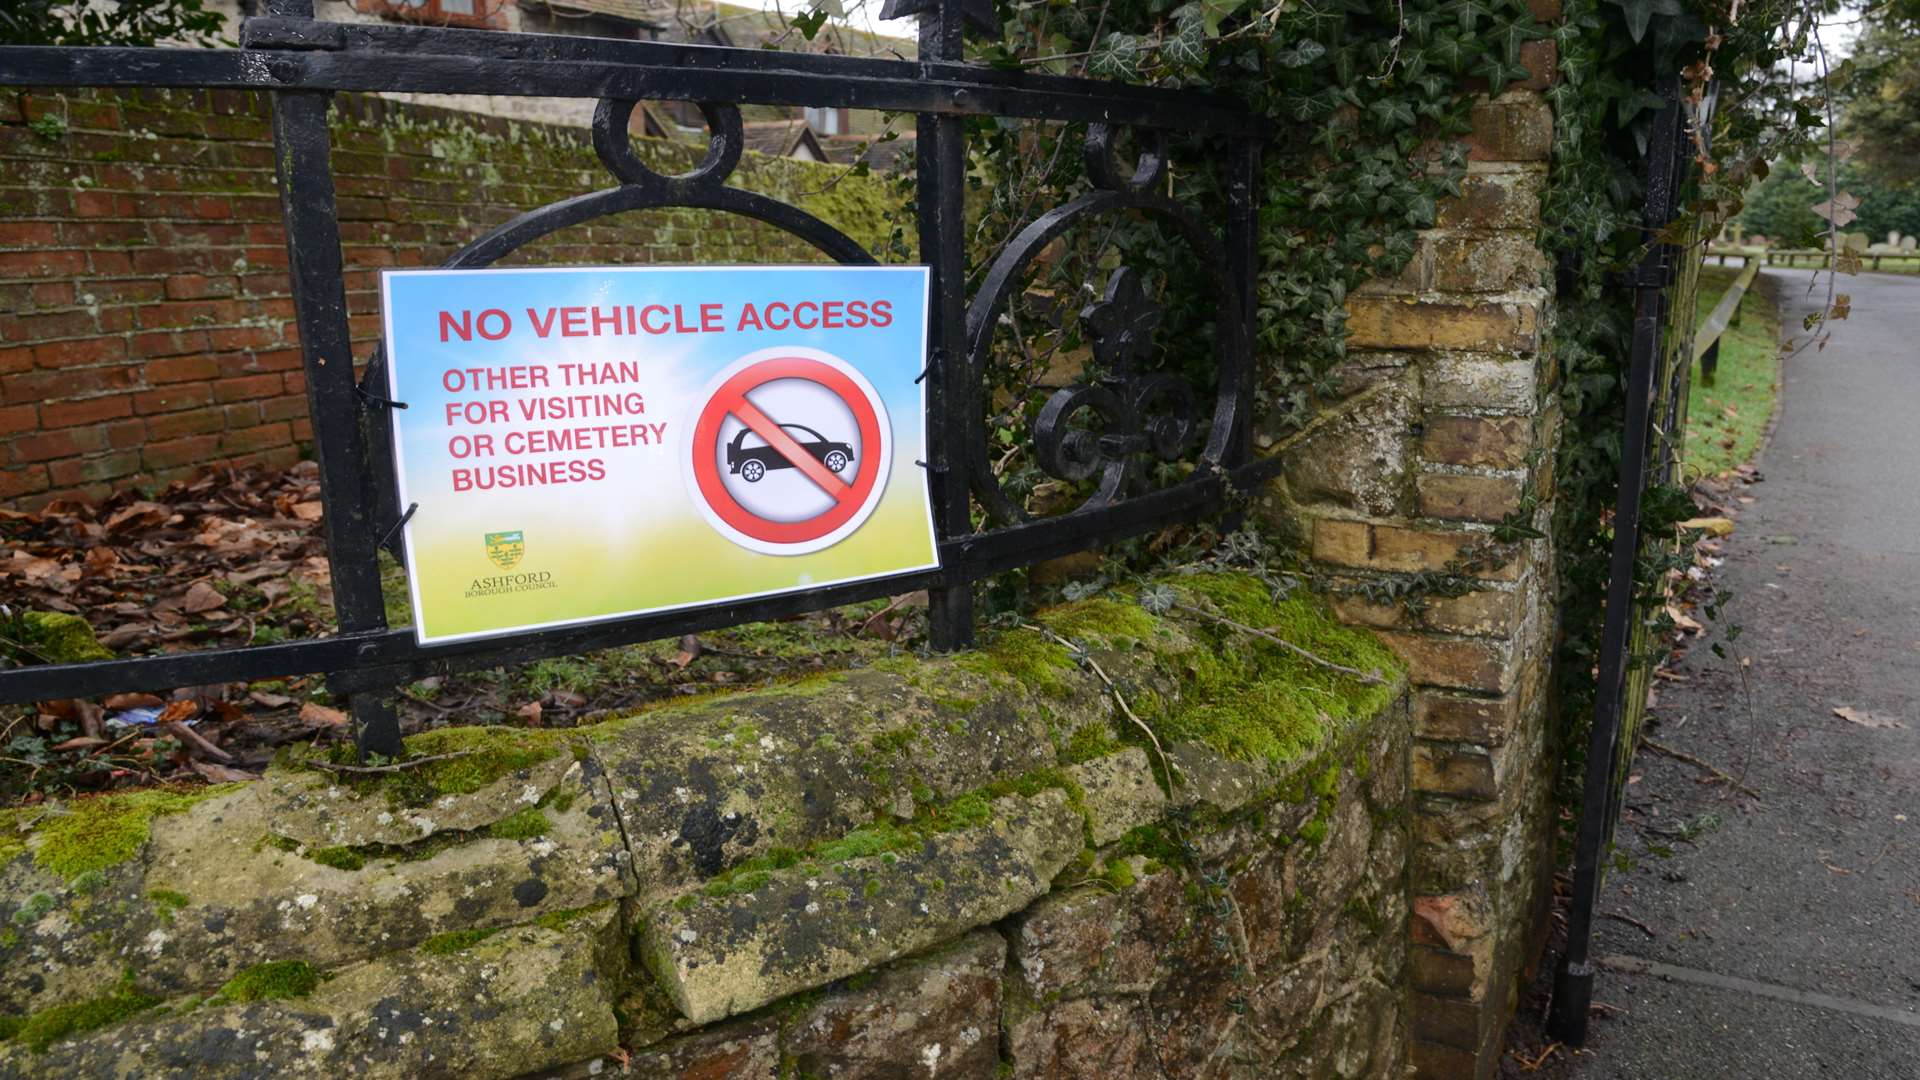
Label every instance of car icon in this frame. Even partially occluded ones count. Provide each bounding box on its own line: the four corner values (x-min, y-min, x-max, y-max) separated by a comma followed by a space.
727, 423, 853, 482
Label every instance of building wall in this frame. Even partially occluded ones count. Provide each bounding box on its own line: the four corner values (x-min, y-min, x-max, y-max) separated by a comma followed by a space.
0, 86, 899, 506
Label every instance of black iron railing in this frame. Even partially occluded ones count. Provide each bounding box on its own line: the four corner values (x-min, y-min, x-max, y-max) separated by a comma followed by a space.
0, 0, 1268, 754
1550, 76, 1714, 1044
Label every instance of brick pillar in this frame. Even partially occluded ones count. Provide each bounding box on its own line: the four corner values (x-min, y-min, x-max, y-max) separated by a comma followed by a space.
1256, 81, 1559, 1079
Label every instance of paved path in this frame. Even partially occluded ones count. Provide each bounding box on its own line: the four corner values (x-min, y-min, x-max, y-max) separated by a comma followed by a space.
1563, 269, 1920, 1077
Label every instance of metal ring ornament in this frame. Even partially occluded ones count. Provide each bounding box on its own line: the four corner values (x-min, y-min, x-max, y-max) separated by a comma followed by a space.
962, 189, 1247, 525
1033, 382, 1133, 507
591, 98, 743, 191
1083, 123, 1169, 195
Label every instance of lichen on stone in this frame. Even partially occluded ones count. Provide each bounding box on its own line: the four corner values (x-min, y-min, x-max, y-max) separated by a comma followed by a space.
419, 928, 499, 955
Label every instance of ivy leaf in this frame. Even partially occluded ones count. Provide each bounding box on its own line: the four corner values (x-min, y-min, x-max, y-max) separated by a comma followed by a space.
1426, 33, 1467, 72
1493, 17, 1543, 65
1607, 0, 1684, 44
1087, 32, 1144, 80
1473, 54, 1531, 96
1164, 5, 1209, 70
790, 6, 830, 40
1200, 0, 1247, 36
1275, 38, 1327, 68
1446, 0, 1492, 33
1368, 98, 1416, 128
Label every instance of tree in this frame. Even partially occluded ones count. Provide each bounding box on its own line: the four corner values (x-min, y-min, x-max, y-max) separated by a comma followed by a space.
1842, 3, 1920, 188
1738, 158, 1920, 245
0, 0, 225, 48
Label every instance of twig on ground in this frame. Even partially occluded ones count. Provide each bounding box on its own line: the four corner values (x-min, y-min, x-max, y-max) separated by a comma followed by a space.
1516, 1041, 1562, 1072
164, 721, 233, 763
1173, 603, 1387, 685
1643, 737, 1763, 800
1602, 910, 1657, 939
306, 749, 475, 775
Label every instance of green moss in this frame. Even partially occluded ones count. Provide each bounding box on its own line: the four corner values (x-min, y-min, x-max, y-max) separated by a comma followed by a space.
957, 628, 1077, 698
486, 807, 551, 841
813, 822, 916, 863
289, 726, 568, 807
212, 960, 319, 1004
1137, 574, 1402, 770
1062, 721, 1122, 764
1, 972, 160, 1053
308, 846, 366, 871
1298, 817, 1329, 847
1103, 858, 1138, 889
11, 611, 113, 663
703, 869, 772, 898
1038, 596, 1158, 647
532, 904, 602, 932
419, 928, 499, 955
11, 892, 56, 926
28, 787, 232, 883
147, 889, 190, 921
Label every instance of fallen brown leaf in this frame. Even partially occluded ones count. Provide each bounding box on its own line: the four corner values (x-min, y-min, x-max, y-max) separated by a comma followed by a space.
49, 736, 108, 752
181, 581, 227, 614
103, 692, 165, 710
299, 701, 349, 727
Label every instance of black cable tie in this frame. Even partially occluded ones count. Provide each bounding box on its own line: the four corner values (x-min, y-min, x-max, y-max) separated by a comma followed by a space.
378, 502, 418, 550
356, 384, 409, 410
915, 459, 928, 469
914, 362, 931, 385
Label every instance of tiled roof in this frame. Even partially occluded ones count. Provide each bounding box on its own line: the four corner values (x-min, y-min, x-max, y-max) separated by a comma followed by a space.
821, 131, 916, 173
524, 0, 671, 26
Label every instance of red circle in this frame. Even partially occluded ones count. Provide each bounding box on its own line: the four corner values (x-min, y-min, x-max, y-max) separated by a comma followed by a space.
690, 356, 886, 546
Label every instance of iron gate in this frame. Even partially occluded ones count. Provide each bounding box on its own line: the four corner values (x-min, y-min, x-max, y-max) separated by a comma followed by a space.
0, 0, 1269, 755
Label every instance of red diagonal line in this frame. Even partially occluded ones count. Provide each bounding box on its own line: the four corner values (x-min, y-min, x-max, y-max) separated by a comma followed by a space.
722, 390, 853, 501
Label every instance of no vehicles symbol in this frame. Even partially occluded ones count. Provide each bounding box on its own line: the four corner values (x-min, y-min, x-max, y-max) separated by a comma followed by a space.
686, 347, 892, 555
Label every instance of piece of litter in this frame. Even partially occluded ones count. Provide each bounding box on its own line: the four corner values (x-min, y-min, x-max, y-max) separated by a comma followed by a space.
106, 707, 164, 729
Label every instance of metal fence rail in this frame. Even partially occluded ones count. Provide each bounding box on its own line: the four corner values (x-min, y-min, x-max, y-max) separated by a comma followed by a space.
0, 0, 1268, 754
1710, 246, 1920, 272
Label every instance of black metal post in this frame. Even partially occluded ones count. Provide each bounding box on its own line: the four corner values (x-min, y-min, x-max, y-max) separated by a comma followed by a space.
263, 0, 403, 756
916, 1, 976, 651
1549, 78, 1686, 1044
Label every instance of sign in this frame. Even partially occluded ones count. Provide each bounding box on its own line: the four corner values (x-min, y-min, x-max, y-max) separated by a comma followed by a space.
379, 265, 937, 644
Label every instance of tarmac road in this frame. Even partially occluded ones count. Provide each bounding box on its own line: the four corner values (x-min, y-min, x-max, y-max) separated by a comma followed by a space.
1560, 268, 1920, 1077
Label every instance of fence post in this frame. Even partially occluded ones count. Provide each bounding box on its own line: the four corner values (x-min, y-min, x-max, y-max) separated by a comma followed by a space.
262, 0, 404, 756
912, 0, 976, 652
1700, 336, 1719, 387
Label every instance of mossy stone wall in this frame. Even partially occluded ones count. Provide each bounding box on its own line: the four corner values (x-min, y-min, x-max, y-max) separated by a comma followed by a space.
0, 573, 1413, 1078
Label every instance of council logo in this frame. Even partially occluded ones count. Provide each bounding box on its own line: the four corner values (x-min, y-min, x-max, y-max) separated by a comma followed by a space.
484, 530, 525, 570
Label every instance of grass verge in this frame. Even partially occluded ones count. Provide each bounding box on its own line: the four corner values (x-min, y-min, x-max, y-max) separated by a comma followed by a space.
1686, 264, 1783, 478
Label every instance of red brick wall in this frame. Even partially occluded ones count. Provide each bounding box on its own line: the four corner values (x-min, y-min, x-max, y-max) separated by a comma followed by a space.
0, 87, 895, 506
